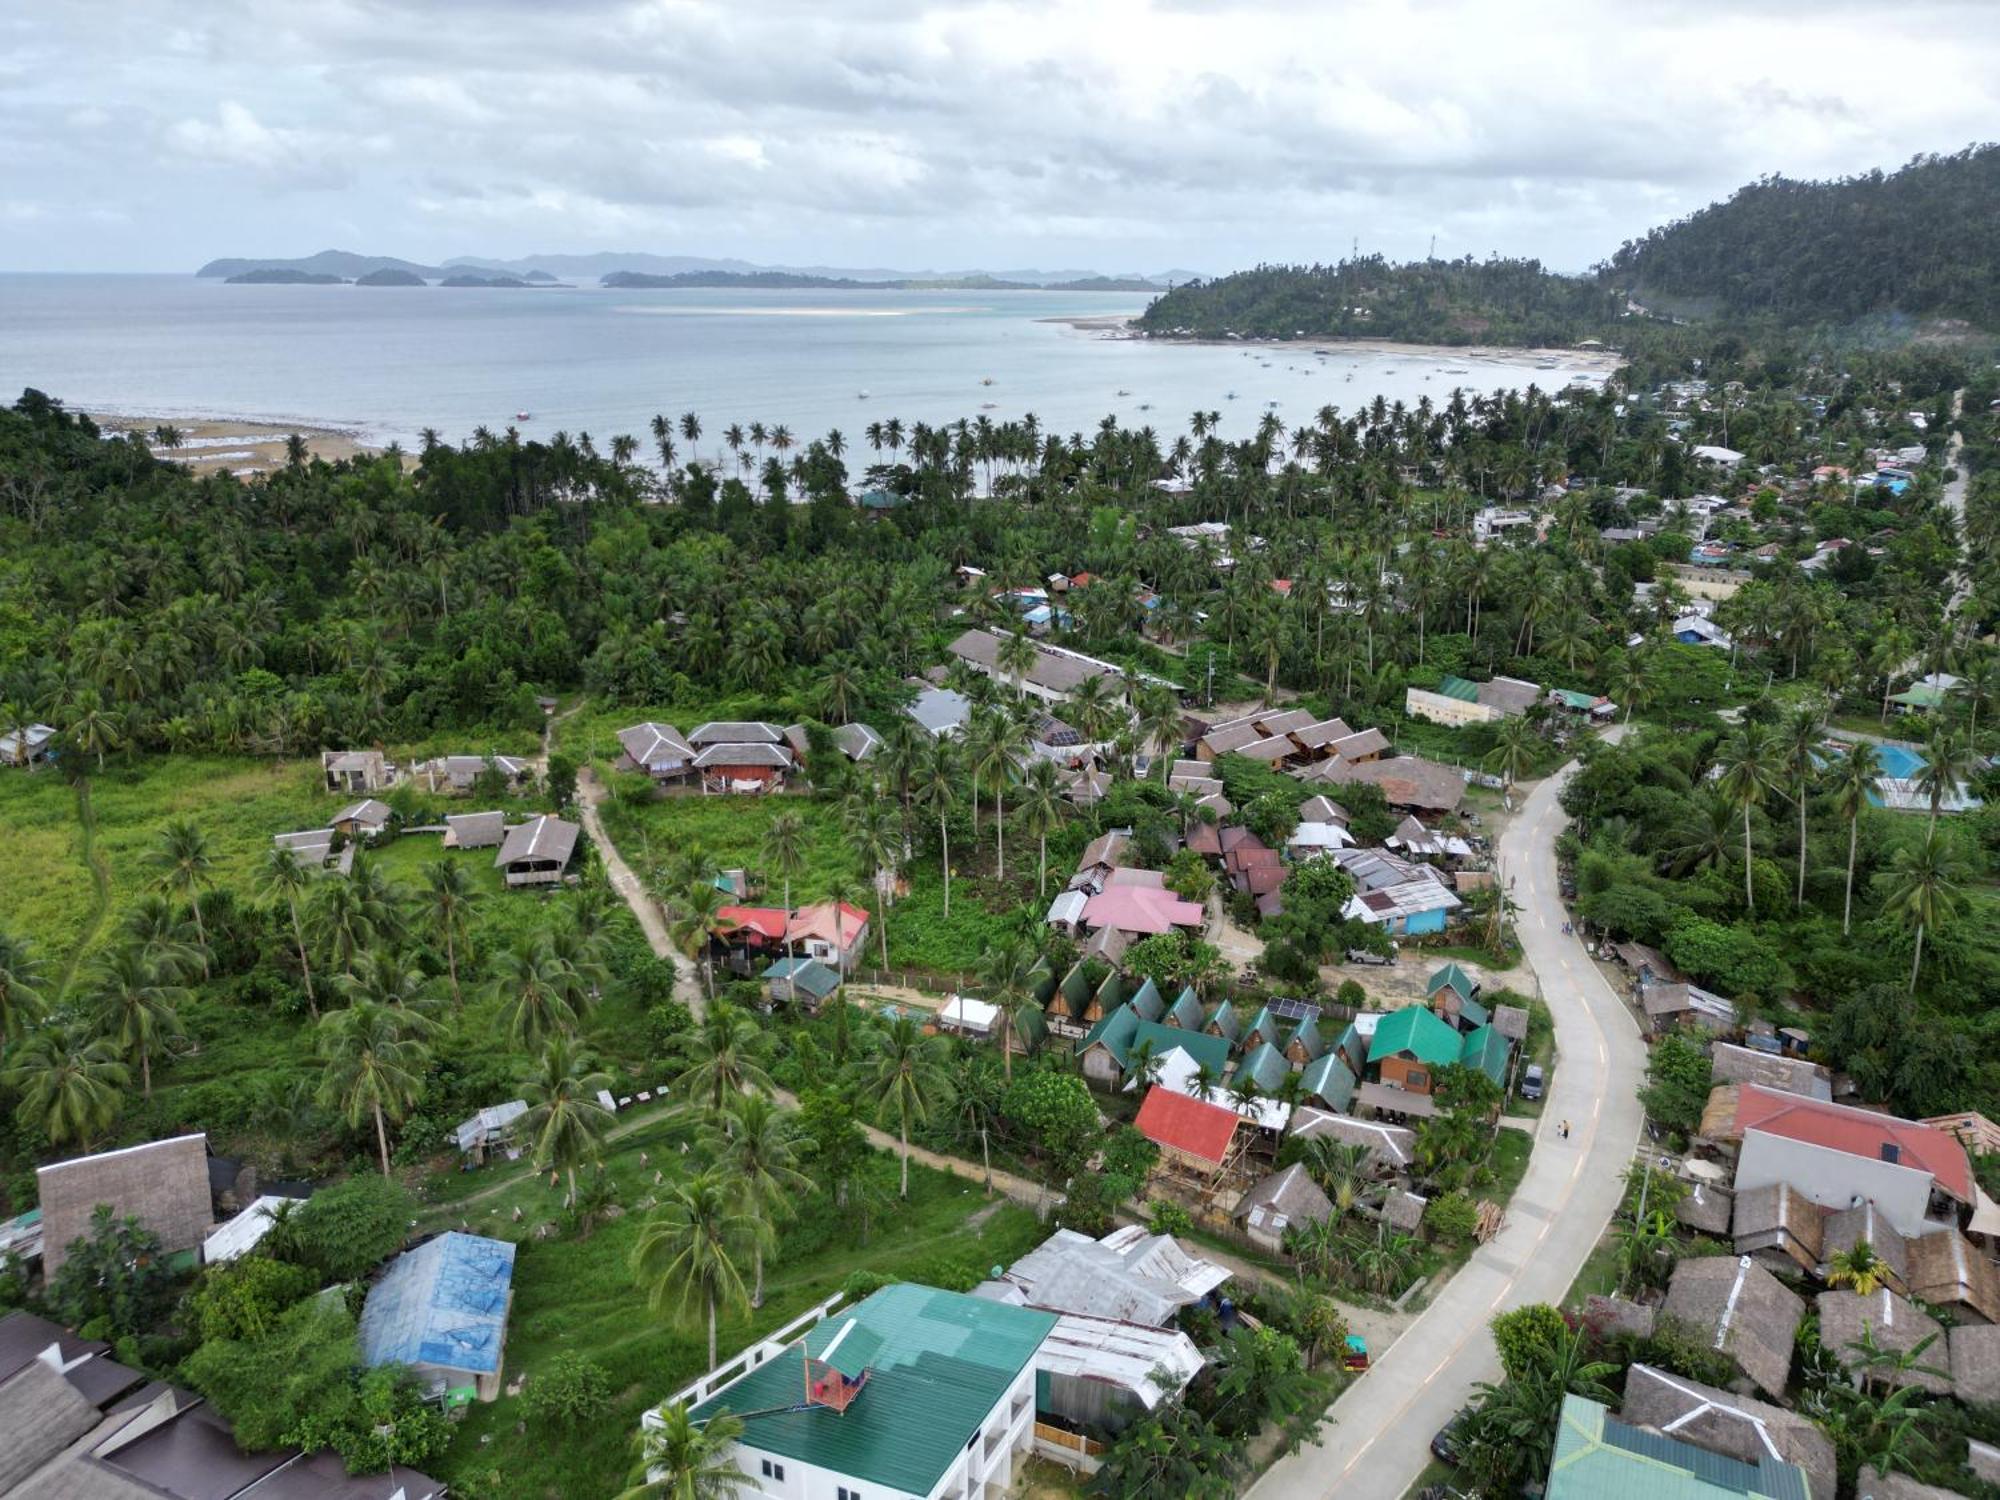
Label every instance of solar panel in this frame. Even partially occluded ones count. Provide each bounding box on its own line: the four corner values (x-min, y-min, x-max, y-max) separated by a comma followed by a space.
1267, 998, 1321, 1023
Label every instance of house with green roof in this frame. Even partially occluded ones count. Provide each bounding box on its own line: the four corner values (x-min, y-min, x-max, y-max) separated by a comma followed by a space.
679, 1283, 1057, 1500
1164, 985, 1206, 1030
1080, 1004, 1231, 1088
1056, 962, 1095, 1022
1232, 1043, 1290, 1097
1283, 1015, 1324, 1066
1127, 976, 1164, 1023
1367, 1005, 1466, 1095
1428, 964, 1489, 1032
1204, 1002, 1241, 1045
1427, 962, 1479, 1005
1546, 1394, 1810, 1500
1299, 1052, 1358, 1112
1240, 1005, 1283, 1052
1460, 1024, 1512, 1087
762, 956, 841, 1009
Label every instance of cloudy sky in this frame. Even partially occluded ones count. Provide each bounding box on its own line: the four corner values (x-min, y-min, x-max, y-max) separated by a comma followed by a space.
5, 0, 1997, 275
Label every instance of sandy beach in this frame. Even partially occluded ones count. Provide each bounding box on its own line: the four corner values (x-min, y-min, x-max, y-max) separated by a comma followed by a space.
90, 413, 399, 476
1042, 312, 1628, 371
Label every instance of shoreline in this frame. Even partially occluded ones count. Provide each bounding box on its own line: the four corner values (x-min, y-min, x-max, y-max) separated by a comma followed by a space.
1041, 313, 1627, 370
90, 411, 400, 475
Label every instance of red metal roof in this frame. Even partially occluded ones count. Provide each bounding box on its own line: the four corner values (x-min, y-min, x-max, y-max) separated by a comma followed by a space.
1135, 1087, 1240, 1166
1736, 1084, 1973, 1202
786, 901, 872, 947
716, 905, 789, 940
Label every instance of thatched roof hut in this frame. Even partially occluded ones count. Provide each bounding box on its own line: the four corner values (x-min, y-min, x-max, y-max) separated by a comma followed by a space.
36, 1134, 213, 1281
1620, 1363, 1836, 1500
1820, 1201, 1909, 1294
1907, 1228, 2000, 1325
1659, 1255, 1805, 1399
1815, 1290, 1950, 1395
1676, 1181, 1735, 1237
1949, 1324, 2000, 1407
1733, 1182, 1827, 1275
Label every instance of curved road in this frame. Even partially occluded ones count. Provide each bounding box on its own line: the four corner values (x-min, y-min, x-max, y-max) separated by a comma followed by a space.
1250, 744, 1647, 1500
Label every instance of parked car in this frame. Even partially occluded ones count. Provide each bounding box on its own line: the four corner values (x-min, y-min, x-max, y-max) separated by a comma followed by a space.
1346, 947, 1396, 967
1519, 1063, 1546, 1101
1432, 1406, 1477, 1465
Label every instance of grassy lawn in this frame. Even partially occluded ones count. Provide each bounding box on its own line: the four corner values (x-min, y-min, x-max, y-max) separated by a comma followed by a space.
427, 1122, 1047, 1500
1564, 1234, 1623, 1307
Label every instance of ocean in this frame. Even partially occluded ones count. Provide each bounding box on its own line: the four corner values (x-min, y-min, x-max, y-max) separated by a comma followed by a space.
0, 274, 1613, 451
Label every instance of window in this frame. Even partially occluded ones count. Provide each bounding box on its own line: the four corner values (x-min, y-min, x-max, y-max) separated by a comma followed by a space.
760, 1459, 785, 1481
838, 1489, 864, 1500
1406, 1068, 1428, 1092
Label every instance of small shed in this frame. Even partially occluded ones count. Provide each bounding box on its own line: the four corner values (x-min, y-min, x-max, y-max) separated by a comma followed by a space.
938, 995, 1000, 1037
453, 1100, 528, 1162
494, 814, 579, 887
358, 1232, 516, 1401
763, 956, 841, 1009
1234, 1163, 1333, 1252
1134, 1088, 1241, 1173
202, 1195, 306, 1265
442, 811, 508, 850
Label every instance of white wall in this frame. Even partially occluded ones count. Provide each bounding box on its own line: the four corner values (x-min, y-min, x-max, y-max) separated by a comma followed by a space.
1403, 687, 1499, 727
1735, 1131, 1936, 1239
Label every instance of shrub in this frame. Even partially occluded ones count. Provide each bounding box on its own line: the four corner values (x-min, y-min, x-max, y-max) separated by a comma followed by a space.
50, 1206, 176, 1338
1336, 979, 1366, 1010
841, 1269, 894, 1301
1423, 1190, 1479, 1246
1491, 1303, 1569, 1381
188, 1255, 320, 1343
521, 1353, 612, 1429
285, 1175, 415, 1281
1149, 1199, 1194, 1237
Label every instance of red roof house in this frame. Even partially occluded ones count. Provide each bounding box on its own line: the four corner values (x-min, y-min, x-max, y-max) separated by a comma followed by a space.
1733, 1086, 1972, 1202
715, 905, 789, 946
786, 901, 872, 972
1135, 1087, 1241, 1170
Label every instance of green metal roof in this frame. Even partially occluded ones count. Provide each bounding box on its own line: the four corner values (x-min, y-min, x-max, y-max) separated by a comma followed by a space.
1234, 1042, 1289, 1094
690, 1283, 1057, 1495
1096, 971, 1128, 1015
1547, 1396, 1810, 1500
1300, 1052, 1357, 1111
1030, 962, 1057, 1007
1369, 1006, 1464, 1069
1014, 1002, 1048, 1050
1437, 674, 1481, 702
1461, 1023, 1511, 1085
1128, 976, 1164, 1023
1286, 1014, 1323, 1060
1133, 1017, 1231, 1077
762, 957, 841, 1000
1204, 1002, 1241, 1043
1058, 962, 1094, 1018
1889, 683, 1950, 709
1241, 1006, 1281, 1050
857, 488, 908, 510
1166, 985, 1206, 1029
1553, 687, 1601, 710
1079, 1003, 1139, 1058
1426, 962, 1478, 1003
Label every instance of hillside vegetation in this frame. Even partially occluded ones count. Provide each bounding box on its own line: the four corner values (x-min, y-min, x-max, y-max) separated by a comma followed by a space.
1608, 144, 2000, 330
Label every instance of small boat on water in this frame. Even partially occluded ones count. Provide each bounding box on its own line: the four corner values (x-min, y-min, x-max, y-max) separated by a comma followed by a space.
1115, 388, 1131, 396
980, 402, 997, 410
1138, 402, 1152, 410
856, 390, 869, 399
515, 410, 532, 421
1225, 390, 1238, 400
980, 376, 995, 386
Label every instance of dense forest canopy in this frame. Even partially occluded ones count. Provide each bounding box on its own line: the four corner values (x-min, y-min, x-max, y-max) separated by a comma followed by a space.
1607, 144, 2000, 330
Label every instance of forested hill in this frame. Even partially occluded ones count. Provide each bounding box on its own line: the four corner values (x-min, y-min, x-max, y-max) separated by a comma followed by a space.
1606, 145, 2000, 330
1134, 256, 1624, 345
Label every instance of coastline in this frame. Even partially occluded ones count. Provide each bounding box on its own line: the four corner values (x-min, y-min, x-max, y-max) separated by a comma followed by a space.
90, 412, 401, 475
1042, 313, 1627, 370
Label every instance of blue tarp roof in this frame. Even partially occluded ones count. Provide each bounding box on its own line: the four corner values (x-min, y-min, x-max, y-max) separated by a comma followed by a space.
358, 1231, 516, 1376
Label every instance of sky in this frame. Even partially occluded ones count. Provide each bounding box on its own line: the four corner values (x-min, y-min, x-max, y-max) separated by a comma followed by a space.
4, 0, 1997, 276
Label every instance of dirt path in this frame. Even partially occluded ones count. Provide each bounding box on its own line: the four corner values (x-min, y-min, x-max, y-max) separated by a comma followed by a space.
55, 778, 113, 998
424, 1098, 683, 1217
574, 765, 708, 1018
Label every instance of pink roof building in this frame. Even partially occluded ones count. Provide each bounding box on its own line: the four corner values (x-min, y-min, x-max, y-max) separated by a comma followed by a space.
1081, 885, 1205, 937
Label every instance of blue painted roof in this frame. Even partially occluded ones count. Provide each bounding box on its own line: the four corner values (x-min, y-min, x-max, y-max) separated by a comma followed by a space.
358, 1231, 516, 1376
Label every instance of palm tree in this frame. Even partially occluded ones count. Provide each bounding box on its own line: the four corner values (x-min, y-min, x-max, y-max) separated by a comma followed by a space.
666, 880, 725, 1006
0, 930, 49, 1043
315, 998, 435, 1176
849, 808, 901, 972
759, 812, 807, 963
620, 1401, 748, 1500
979, 939, 1040, 1083
496, 940, 581, 1046
822, 870, 860, 1002
1716, 721, 1781, 912
1831, 741, 1882, 936
676, 1003, 773, 1116
1483, 715, 1541, 791
260, 848, 318, 1015
868, 1015, 955, 1198
522, 1035, 614, 1206
917, 738, 960, 917
149, 817, 215, 977
1881, 826, 1967, 993
1016, 759, 1066, 898
87, 944, 188, 1097
1664, 794, 1738, 878
970, 710, 1027, 879
630, 1169, 763, 1369
423, 860, 480, 1007
701, 1093, 810, 1306
1917, 728, 1977, 831
1827, 1239, 1889, 1296
1781, 702, 1825, 909
3, 1023, 129, 1148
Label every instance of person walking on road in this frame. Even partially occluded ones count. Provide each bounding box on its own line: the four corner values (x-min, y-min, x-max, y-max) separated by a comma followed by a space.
1559, 1119, 1571, 1140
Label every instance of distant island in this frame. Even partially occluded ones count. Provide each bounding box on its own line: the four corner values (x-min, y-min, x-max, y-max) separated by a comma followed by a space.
223, 268, 343, 285
354, 268, 424, 287
600, 269, 1165, 292
439, 272, 532, 289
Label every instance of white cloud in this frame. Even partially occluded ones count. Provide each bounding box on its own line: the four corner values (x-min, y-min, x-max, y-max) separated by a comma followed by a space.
4, 0, 1997, 271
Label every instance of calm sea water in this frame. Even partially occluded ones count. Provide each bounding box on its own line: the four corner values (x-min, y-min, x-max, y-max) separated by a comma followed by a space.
0, 274, 1608, 451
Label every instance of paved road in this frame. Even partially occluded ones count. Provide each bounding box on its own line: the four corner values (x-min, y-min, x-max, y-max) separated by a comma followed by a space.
1249, 744, 1648, 1500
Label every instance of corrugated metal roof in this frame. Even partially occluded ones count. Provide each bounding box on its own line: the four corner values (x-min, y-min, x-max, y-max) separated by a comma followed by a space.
690, 1284, 1054, 1495
1550, 1395, 1810, 1499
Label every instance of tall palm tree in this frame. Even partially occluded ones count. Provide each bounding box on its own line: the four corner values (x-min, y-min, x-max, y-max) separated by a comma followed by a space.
88, 944, 188, 1097
619, 1402, 748, 1500
630, 1168, 763, 1369
315, 997, 434, 1176
0, 929, 47, 1043
522, 1035, 614, 1206
1881, 826, 1967, 993
260, 848, 318, 1015
849, 807, 901, 971
1483, 715, 1541, 791
979, 938, 1041, 1083
423, 860, 480, 1008
868, 1015, 955, 1198
917, 738, 960, 917
1016, 759, 1066, 897
1831, 741, 1882, 936
149, 817, 215, 977
3, 1022, 129, 1148
666, 880, 725, 1006
494, 940, 580, 1046
676, 1003, 773, 1116
701, 1093, 811, 1306
1917, 728, 1977, 831
1716, 721, 1782, 912
759, 812, 807, 963
1780, 702, 1826, 910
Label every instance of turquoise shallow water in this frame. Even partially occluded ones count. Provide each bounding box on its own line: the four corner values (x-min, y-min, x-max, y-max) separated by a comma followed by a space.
0, 274, 1608, 452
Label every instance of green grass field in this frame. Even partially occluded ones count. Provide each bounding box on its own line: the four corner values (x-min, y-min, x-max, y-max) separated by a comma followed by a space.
426, 1122, 1046, 1500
